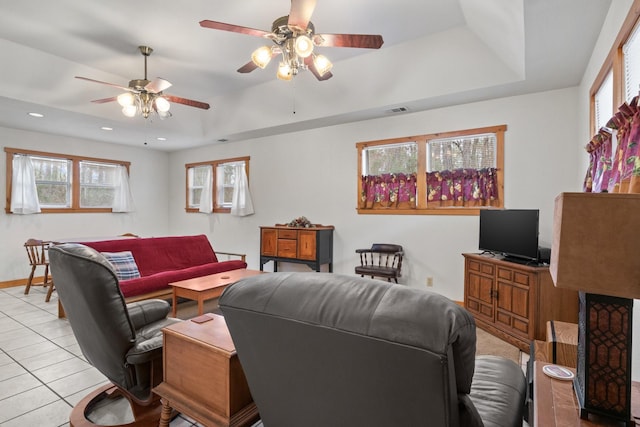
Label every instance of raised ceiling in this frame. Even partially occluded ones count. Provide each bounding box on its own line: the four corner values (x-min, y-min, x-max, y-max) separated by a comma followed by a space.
0, 0, 612, 151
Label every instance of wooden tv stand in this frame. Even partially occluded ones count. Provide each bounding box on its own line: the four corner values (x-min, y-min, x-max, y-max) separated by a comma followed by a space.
463, 253, 579, 352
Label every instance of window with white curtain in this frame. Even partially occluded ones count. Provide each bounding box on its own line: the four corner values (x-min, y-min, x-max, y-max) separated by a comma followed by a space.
185, 156, 251, 213
216, 161, 240, 208
4, 147, 131, 213
79, 161, 119, 208
31, 155, 72, 208
187, 165, 211, 209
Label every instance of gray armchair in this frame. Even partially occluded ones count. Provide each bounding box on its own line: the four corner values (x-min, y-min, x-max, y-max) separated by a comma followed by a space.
49, 243, 181, 427
220, 272, 526, 427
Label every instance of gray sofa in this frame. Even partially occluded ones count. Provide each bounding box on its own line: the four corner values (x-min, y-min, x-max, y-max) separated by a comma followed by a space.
220, 272, 526, 427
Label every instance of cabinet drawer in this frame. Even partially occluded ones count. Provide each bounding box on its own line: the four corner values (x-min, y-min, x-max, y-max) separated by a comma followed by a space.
497, 267, 513, 281
468, 260, 494, 275
277, 239, 297, 258
278, 229, 298, 239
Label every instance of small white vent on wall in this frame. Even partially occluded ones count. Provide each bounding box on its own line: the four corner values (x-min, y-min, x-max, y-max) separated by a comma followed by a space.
385, 106, 410, 114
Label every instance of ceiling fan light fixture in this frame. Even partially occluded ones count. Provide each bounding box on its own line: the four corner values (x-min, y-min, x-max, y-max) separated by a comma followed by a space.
294, 35, 313, 58
251, 46, 273, 69
313, 53, 333, 77
155, 96, 170, 113
117, 92, 135, 107
277, 62, 293, 81
122, 105, 137, 117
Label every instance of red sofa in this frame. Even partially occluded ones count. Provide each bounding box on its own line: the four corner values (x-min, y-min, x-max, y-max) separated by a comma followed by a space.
81, 234, 247, 299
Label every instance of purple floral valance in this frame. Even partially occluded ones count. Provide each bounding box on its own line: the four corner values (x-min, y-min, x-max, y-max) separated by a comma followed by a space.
359, 173, 417, 209
586, 96, 640, 194
426, 168, 499, 207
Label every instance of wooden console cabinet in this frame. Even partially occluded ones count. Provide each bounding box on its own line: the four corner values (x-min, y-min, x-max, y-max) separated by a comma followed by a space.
260, 225, 334, 272
463, 253, 578, 352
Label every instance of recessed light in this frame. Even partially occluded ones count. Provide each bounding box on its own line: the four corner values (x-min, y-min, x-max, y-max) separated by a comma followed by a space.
27, 112, 44, 118
217, 138, 228, 142
156, 137, 167, 141
101, 127, 113, 131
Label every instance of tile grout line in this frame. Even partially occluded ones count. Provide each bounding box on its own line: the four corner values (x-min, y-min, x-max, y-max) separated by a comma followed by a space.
0, 289, 87, 420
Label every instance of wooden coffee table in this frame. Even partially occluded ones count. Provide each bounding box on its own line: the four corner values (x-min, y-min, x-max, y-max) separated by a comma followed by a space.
154, 313, 259, 427
170, 269, 263, 318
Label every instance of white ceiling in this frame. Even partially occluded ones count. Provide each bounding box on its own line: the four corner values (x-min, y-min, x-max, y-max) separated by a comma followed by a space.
0, 0, 612, 151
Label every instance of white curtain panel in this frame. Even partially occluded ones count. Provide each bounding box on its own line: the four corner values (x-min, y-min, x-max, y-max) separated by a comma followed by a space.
112, 165, 135, 212
231, 163, 255, 217
199, 165, 213, 213
10, 154, 41, 214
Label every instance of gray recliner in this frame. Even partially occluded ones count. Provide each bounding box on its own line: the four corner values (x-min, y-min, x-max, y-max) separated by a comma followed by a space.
219, 272, 526, 427
49, 243, 181, 427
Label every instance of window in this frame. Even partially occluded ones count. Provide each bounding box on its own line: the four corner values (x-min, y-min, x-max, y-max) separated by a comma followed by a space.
356, 125, 505, 215
79, 161, 119, 208
31, 155, 71, 208
594, 70, 613, 132
589, 1, 640, 135
185, 156, 250, 213
187, 165, 210, 209
427, 133, 496, 172
216, 161, 242, 208
5, 148, 130, 213
624, 19, 640, 103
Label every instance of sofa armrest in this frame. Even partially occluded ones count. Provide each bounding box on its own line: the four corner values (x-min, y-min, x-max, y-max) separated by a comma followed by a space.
216, 251, 246, 262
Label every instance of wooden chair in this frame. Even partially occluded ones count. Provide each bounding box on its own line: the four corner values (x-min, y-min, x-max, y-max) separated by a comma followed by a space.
24, 238, 55, 302
355, 243, 404, 283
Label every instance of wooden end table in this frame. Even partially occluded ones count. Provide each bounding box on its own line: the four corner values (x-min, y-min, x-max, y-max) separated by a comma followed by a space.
170, 269, 263, 317
154, 313, 259, 427
533, 361, 640, 426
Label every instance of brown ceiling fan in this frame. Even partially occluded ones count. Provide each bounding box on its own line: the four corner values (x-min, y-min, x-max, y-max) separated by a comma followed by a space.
200, 0, 383, 81
75, 46, 210, 119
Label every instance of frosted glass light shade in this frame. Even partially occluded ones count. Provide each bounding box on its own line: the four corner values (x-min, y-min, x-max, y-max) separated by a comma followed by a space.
155, 97, 170, 113
122, 105, 137, 117
277, 62, 293, 81
294, 35, 313, 58
251, 46, 273, 69
313, 54, 333, 76
117, 92, 135, 107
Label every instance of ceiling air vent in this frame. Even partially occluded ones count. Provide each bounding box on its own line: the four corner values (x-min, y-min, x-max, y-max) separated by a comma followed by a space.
385, 106, 410, 114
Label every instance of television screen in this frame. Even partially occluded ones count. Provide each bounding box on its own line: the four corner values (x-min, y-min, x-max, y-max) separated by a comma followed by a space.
479, 209, 539, 262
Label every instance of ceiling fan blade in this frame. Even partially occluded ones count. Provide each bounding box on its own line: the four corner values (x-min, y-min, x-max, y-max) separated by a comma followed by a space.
145, 78, 172, 93
313, 34, 384, 49
75, 76, 136, 92
288, 0, 317, 31
199, 20, 271, 38
304, 56, 332, 81
90, 96, 118, 104
165, 95, 210, 110
237, 61, 259, 74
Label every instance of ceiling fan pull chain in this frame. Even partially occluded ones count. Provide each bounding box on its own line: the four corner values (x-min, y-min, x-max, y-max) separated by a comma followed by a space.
292, 79, 296, 115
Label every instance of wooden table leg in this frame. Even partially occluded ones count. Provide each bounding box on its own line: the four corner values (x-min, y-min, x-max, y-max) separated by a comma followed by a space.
171, 290, 178, 318
197, 296, 204, 316
159, 399, 172, 427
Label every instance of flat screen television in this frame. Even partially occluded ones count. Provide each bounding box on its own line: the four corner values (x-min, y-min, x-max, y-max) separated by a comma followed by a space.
478, 209, 540, 263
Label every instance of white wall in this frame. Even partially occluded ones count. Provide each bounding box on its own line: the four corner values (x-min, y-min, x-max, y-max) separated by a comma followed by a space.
168, 86, 580, 301
0, 126, 170, 281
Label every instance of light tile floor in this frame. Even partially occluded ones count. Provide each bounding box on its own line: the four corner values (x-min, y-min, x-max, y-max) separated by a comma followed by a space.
0, 286, 201, 427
